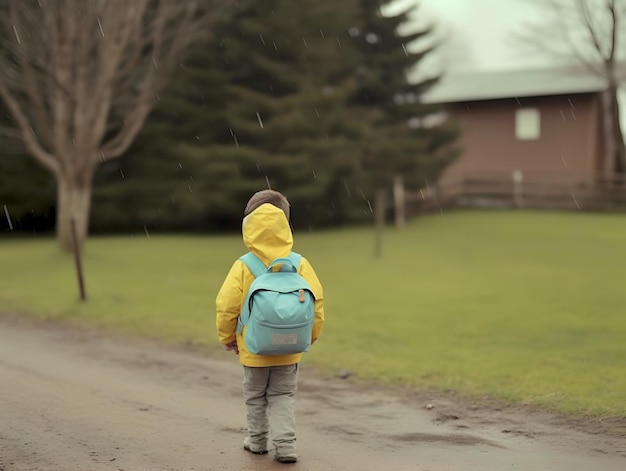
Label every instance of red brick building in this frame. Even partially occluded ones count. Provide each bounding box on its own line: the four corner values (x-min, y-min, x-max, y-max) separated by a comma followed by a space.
421, 67, 616, 207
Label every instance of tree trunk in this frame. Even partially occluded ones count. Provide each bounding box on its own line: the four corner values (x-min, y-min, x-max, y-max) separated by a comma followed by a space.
393, 175, 406, 228
608, 85, 626, 175
56, 175, 93, 252
601, 89, 616, 179
374, 189, 386, 259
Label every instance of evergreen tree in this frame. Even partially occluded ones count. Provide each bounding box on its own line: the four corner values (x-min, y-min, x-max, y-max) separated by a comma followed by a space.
0, 111, 55, 233
0, 150, 55, 233
87, 0, 458, 233
91, 40, 233, 232
91, 0, 366, 231
348, 0, 458, 198
206, 0, 458, 227
205, 0, 367, 228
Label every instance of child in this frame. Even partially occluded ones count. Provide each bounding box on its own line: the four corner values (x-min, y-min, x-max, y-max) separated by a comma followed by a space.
216, 189, 325, 464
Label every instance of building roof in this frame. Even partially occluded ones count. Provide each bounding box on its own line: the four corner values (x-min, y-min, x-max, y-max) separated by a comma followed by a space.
421, 66, 608, 104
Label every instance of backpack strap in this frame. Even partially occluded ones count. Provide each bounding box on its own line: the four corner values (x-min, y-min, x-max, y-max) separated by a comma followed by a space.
239, 252, 267, 278
288, 251, 302, 270
240, 251, 302, 278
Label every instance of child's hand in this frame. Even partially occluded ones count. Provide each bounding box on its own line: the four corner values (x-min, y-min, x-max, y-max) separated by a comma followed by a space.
224, 340, 239, 355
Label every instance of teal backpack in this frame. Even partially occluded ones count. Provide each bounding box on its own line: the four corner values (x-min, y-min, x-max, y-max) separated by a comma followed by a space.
237, 251, 316, 355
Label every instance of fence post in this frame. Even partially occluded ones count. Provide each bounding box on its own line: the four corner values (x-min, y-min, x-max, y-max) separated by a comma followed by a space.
513, 170, 524, 208
71, 217, 87, 302
393, 175, 406, 228
374, 189, 386, 259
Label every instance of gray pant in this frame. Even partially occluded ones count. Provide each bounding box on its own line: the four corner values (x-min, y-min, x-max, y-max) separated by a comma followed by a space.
243, 364, 298, 454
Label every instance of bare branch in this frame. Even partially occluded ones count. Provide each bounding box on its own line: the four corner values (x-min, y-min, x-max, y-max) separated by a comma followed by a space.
0, 80, 59, 175
578, 0, 605, 57
99, 1, 221, 161
608, 0, 618, 63
0, 0, 234, 250
7, 2, 54, 149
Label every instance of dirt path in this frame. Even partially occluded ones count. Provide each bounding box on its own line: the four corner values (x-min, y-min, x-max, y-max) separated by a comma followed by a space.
0, 315, 624, 471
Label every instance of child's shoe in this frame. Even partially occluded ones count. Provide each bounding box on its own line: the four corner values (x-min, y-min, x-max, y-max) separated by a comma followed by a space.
275, 452, 298, 463
243, 437, 268, 455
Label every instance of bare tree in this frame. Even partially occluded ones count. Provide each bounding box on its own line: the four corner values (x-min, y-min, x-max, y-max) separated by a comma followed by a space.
0, 0, 227, 251
515, 0, 626, 176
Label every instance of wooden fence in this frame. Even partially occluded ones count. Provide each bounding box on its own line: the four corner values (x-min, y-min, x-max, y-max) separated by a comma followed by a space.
403, 173, 626, 215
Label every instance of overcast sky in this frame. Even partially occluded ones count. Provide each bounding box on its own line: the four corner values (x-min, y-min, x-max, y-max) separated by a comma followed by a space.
389, 0, 550, 72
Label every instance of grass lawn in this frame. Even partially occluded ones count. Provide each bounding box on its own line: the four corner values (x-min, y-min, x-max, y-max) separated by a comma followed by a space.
1, 210, 625, 417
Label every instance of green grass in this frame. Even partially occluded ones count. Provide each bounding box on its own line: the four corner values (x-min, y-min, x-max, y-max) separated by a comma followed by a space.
1, 210, 625, 417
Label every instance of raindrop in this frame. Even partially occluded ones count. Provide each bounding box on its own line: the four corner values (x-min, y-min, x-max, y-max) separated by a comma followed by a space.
188, 184, 193, 193
156, 93, 160, 101
179, 162, 183, 168
401, 43, 408, 56
302, 37, 308, 48
272, 41, 278, 51
342, 177, 351, 198
230, 129, 239, 148
365, 33, 378, 44
560, 110, 567, 122
336, 37, 342, 49
256, 163, 262, 174
4, 205, 13, 230
515, 97, 521, 107
256, 112, 264, 129
152, 56, 158, 69
195, 135, 200, 140
259, 33, 266, 45
312, 169, 317, 179
144, 226, 150, 239
265, 175, 272, 189
319, 29, 325, 38
561, 155, 568, 167
12, 25, 21, 45
394, 93, 405, 105
405, 92, 417, 104
119, 169, 125, 178
97, 17, 105, 37
314, 108, 320, 117
571, 193, 580, 210
366, 200, 373, 213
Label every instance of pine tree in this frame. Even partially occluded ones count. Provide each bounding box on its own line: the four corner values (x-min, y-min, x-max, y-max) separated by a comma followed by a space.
205, 0, 367, 228
88, 0, 458, 233
0, 110, 55, 233
91, 0, 367, 231
348, 0, 458, 198
90, 39, 232, 232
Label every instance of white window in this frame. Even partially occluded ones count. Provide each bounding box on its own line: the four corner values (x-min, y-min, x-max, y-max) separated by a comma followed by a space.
515, 108, 541, 140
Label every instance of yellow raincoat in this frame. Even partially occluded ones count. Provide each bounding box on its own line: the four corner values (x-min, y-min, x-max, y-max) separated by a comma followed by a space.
216, 203, 324, 367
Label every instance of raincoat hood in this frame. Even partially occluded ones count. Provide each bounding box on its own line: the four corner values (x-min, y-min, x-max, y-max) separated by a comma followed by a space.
242, 203, 293, 264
